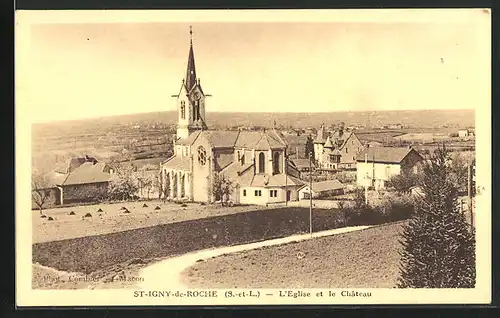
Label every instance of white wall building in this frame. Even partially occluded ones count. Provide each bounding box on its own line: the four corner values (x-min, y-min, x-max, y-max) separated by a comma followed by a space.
356, 146, 424, 190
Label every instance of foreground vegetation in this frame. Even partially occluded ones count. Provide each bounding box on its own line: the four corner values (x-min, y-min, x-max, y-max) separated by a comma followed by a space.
182, 222, 404, 288
398, 145, 476, 288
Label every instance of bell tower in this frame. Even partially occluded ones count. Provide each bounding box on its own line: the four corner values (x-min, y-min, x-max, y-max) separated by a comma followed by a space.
174, 26, 209, 140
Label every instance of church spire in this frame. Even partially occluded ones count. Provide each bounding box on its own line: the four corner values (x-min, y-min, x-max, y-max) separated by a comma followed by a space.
185, 26, 197, 92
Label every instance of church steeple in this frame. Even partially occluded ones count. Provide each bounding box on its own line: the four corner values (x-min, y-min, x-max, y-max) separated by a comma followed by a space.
185, 26, 197, 92
174, 26, 208, 140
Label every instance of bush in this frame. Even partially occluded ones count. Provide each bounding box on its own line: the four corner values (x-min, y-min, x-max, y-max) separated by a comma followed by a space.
375, 192, 414, 222
387, 170, 419, 193
340, 190, 414, 226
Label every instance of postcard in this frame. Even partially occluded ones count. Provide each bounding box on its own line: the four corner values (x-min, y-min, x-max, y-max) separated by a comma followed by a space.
15, 8, 491, 306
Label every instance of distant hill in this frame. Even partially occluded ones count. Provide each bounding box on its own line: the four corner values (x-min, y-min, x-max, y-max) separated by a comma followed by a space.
33, 109, 474, 133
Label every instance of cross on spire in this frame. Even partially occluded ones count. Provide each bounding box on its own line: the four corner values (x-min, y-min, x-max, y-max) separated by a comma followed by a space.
189, 25, 193, 45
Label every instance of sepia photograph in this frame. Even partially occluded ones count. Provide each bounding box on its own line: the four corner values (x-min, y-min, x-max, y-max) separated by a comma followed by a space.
15, 9, 491, 306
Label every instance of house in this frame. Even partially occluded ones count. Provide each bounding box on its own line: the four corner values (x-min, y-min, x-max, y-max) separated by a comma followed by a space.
356, 146, 424, 190
32, 156, 113, 209
299, 179, 344, 199
458, 128, 474, 138
389, 123, 404, 129
290, 158, 315, 179
160, 27, 304, 205
313, 124, 364, 170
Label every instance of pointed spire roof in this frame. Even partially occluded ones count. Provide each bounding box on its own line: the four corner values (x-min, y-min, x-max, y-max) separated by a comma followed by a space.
185, 26, 197, 92
314, 124, 327, 144
324, 136, 334, 148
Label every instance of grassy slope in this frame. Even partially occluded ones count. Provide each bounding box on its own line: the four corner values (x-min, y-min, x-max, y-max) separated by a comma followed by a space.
33, 206, 345, 273
182, 221, 405, 289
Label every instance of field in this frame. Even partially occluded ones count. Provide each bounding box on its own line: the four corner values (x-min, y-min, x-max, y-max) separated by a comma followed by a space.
33, 200, 269, 243
31, 109, 475, 173
181, 221, 405, 288
33, 205, 357, 275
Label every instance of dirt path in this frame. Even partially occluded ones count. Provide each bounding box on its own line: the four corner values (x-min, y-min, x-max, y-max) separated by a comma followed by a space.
138, 225, 371, 289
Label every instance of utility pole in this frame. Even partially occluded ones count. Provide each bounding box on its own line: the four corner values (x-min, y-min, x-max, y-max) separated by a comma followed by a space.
309, 151, 313, 237
285, 153, 288, 206
364, 153, 368, 204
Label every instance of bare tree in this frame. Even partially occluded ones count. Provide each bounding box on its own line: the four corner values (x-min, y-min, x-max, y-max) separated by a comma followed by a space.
212, 172, 234, 206
107, 164, 139, 201
32, 174, 51, 215
160, 171, 170, 202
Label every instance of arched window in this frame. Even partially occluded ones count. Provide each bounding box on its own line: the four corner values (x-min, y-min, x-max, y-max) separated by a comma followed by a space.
180, 101, 186, 119
193, 101, 199, 121
258, 152, 265, 173
273, 151, 281, 174
197, 146, 207, 166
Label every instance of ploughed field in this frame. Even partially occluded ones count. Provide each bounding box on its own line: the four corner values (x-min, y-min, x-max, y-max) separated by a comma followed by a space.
33, 201, 269, 243
181, 222, 405, 288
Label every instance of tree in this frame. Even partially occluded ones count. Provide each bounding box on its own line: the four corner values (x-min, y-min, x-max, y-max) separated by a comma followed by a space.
32, 173, 51, 215
305, 135, 315, 161
160, 172, 171, 202
107, 164, 139, 201
398, 145, 475, 288
448, 152, 471, 194
387, 169, 420, 194
211, 172, 234, 206
138, 173, 155, 200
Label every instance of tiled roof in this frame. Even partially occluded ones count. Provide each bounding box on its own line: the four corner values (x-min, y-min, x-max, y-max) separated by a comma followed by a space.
235, 131, 287, 150
203, 130, 240, 148
41, 156, 106, 188
214, 152, 234, 171
254, 134, 272, 150
286, 161, 301, 179
356, 147, 422, 164
309, 179, 344, 192
269, 129, 288, 148
41, 171, 68, 188
162, 155, 190, 171
62, 162, 111, 186
176, 131, 201, 146
324, 136, 334, 148
221, 161, 255, 186
53, 156, 96, 174
338, 132, 353, 149
235, 131, 263, 148
290, 158, 314, 169
238, 173, 304, 188
267, 174, 304, 187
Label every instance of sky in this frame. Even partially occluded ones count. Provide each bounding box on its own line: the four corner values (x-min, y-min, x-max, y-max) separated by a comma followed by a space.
16, 10, 490, 123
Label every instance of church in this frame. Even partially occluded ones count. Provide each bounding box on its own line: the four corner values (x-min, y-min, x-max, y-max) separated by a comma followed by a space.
160, 28, 304, 205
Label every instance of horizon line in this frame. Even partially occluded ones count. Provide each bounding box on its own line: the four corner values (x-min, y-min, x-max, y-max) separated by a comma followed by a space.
31, 108, 475, 125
